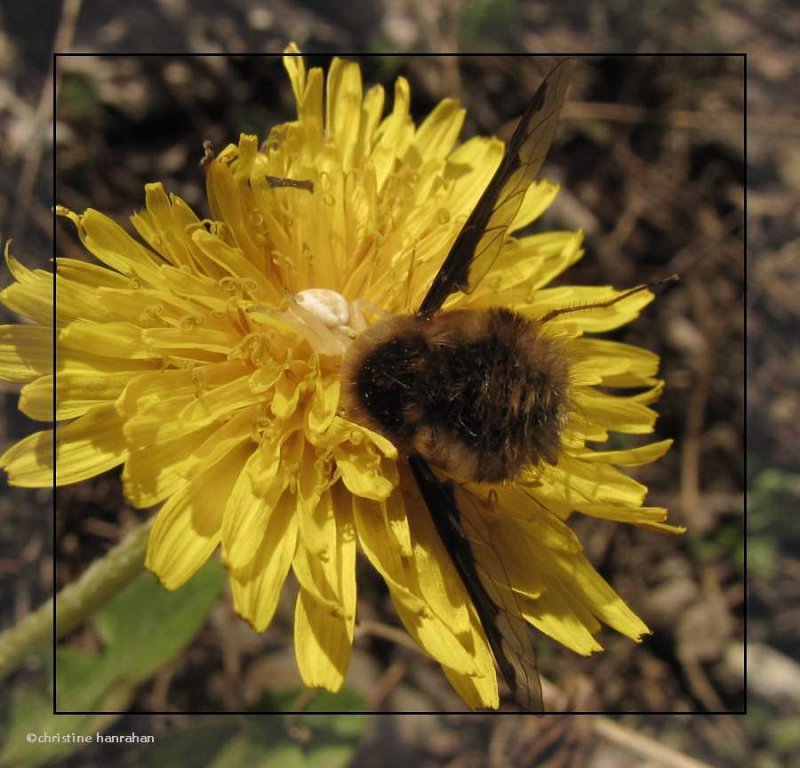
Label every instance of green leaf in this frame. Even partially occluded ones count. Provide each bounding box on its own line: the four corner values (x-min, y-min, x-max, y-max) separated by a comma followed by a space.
55, 646, 135, 712
252, 686, 366, 714
114, 706, 367, 768
211, 730, 307, 768
60, 72, 101, 118
56, 559, 225, 710
0, 665, 129, 768
118, 720, 236, 767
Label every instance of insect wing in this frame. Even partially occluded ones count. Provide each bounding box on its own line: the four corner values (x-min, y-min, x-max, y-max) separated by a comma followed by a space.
408, 456, 543, 711
418, 58, 576, 317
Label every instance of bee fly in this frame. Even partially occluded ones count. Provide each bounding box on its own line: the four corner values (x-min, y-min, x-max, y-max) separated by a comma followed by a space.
340, 59, 667, 710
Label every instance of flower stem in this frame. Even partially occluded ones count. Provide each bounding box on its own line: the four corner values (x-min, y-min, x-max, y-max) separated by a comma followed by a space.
0, 519, 153, 680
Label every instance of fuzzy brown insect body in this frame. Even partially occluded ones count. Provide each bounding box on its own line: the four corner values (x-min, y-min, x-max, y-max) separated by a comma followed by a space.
336, 59, 580, 711
342, 308, 569, 483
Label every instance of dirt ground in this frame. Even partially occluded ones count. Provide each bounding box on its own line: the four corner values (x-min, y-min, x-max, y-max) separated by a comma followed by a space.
0, 1, 788, 766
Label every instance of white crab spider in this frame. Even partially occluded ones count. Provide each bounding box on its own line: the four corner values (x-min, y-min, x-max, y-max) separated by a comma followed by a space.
249, 288, 383, 357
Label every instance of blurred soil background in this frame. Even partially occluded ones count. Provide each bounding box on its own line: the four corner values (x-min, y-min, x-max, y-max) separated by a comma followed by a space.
0, 0, 788, 766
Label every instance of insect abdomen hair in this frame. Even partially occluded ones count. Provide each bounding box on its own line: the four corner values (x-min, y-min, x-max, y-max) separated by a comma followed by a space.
341, 308, 570, 483
341, 316, 427, 444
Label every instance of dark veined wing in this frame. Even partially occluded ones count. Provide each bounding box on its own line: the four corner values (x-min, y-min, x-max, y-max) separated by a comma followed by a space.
417, 58, 576, 318
408, 455, 543, 711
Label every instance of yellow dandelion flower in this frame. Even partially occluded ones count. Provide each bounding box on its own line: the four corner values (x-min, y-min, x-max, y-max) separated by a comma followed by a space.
0, 48, 682, 710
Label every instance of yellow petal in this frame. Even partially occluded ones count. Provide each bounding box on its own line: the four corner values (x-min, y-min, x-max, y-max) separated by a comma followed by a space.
403, 473, 472, 638
571, 387, 659, 434
476, 229, 584, 298
372, 77, 413, 190
229, 490, 298, 631
357, 84, 385, 161
1, 252, 54, 325
522, 585, 604, 656
298, 68, 324, 147
177, 376, 262, 428
130, 182, 201, 268
177, 407, 256, 484
283, 42, 306, 109
407, 98, 465, 164
59, 320, 156, 361
24, 370, 141, 421
294, 587, 351, 691
571, 338, 660, 387
0, 325, 53, 382
390, 592, 482, 677
56, 346, 156, 376
123, 421, 219, 508
140, 326, 237, 357
464, 515, 561, 601
326, 56, 363, 171
0, 429, 53, 486
93, 285, 198, 327
539, 548, 650, 643
0, 404, 127, 487
306, 373, 340, 436
352, 494, 480, 677
334, 439, 398, 501
56, 257, 132, 290
221, 440, 285, 570
509, 180, 560, 232
52, 406, 127, 483
146, 441, 252, 588
146, 485, 219, 590
532, 285, 654, 332
548, 454, 650, 508
292, 482, 357, 690
62, 208, 163, 285
442, 136, 502, 216
569, 503, 685, 533
270, 361, 306, 419
442, 664, 499, 711
573, 439, 673, 466
191, 228, 271, 292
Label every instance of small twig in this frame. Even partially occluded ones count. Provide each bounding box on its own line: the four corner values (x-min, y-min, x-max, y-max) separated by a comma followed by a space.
679, 651, 727, 712
592, 717, 716, 768
679, 264, 727, 533
356, 618, 429, 654
566, 100, 759, 136
284, 688, 320, 747
366, 660, 407, 709
0, 518, 151, 680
